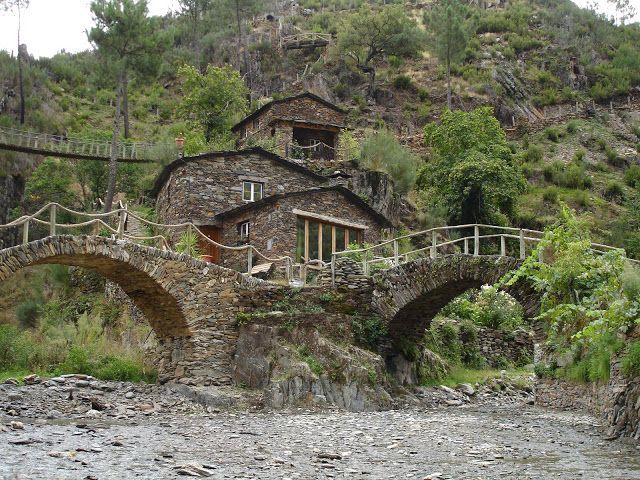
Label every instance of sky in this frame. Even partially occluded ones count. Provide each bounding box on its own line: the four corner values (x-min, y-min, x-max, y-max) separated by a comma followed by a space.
0, 0, 179, 58
0, 0, 638, 59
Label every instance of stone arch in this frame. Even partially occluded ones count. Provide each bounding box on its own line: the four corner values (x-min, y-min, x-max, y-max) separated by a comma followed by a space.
372, 255, 538, 344
0, 236, 196, 337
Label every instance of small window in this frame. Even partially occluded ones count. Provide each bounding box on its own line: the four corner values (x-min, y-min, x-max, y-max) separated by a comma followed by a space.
238, 221, 250, 241
242, 181, 263, 202
252, 118, 260, 130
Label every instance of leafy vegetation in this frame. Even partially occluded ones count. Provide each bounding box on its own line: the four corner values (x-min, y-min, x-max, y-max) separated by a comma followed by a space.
442, 286, 524, 331
358, 129, 419, 194
503, 206, 640, 382
418, 107, 526, 224
336, 4, 423, 96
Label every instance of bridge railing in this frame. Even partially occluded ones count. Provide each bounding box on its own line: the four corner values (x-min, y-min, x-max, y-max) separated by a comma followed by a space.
280, 32, 332, 48
0, 125, 177, 162
0, 202, 295, 282
330, 223, 639, 282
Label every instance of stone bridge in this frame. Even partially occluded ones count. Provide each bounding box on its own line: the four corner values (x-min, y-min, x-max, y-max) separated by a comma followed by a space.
0, 236, 277, 385
1, 238, 540, 386
370, 255, 540, 345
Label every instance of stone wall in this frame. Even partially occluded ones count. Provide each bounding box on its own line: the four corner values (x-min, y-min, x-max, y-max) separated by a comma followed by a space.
349, 170, 404, 223
154, 150, 327, 228
217, 188, 387, 270
317, 257, 373, 295
477, 328, 533, 367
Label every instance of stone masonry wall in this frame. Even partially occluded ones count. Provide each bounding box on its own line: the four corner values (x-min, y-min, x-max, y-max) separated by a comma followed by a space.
477, 328, 534, 367
155, 151, 327, 228
217, 189, 386, 270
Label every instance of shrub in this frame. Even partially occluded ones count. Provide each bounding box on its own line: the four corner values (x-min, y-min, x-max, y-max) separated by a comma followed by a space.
566, 120, 579, 134
534, 363, 556, 378
605, 147, 625, 167
544, 127, 562, 142
359, 129, 419, 194
543, 186, 559, 204
624, 165, 640, 188
573, 148, 586, 164
0, 325, 39, 371
604, 180, 625, 201
417, 87, 429, 101
16, 299, 42, 329
523, 144, 543, 163
297, 346, 323, 376
622, 267, 640, 301
175, 229, 202, 258
351, 315, 387, 349
95, 356, 156, 382
621, 341, 640, 377
471, 285, 523, 331
563, 164, 592, 189
393, 74, 413, 90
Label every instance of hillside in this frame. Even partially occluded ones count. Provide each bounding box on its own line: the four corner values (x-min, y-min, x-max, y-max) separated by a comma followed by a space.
0, 0, 638, 255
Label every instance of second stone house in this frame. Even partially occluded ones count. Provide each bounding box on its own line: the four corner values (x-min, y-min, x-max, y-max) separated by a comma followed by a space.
231, 92, 347, 166
151, 147, 392, 272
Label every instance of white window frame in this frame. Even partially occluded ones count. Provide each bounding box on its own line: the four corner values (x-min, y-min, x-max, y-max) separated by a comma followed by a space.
239, 221, 250, 240
242, 181, 263, 202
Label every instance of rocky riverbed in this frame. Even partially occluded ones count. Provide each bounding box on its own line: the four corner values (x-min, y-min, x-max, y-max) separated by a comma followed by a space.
1, 376, 640, 479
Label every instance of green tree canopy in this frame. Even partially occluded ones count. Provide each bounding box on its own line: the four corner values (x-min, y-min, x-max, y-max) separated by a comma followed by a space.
424, 0, 470, 109
417, 107, 526, 225
336, 5, 424, 97
177, 64, 248, 144
359, 129, 419, 195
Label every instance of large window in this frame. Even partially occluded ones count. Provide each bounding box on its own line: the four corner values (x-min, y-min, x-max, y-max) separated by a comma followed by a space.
242, 181, 263, 202
295, 217, 363, 263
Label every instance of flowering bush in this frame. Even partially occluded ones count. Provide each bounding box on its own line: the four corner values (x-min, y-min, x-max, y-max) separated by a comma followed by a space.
442, 285, 523, 331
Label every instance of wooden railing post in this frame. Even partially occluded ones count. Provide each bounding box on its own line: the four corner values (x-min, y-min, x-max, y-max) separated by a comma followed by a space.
474, 225, 480, 256
22, 221, 29, 245
362, 253, 368, 276
393, 240, 399, 266
117, 207, 126, 240
49, 204, 57, 237
331, 253, 336, 287
519, 229, 526, 260
500, 235, 506, 257
464, 237, 469, 255
247, 248, 253, 276
431, 230, 437, 258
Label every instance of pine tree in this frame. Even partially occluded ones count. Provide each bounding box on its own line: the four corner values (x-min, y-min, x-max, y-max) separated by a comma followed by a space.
88, 0, 170, 212
424, 0, 469, 110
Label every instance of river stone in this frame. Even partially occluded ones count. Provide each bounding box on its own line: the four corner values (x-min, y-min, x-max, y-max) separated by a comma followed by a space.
457, 383, 476, 396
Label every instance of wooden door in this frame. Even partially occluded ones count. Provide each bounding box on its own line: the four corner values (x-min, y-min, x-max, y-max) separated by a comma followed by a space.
199, 225, 221, 263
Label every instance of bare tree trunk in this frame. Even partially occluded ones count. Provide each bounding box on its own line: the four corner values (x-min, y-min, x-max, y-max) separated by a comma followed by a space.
104, 74, 123, 214
17, 2, 25, 125
447, 59, 452, 110
360, 64, 375, 99
235, 0, 242, 68
122, 72, 130, 139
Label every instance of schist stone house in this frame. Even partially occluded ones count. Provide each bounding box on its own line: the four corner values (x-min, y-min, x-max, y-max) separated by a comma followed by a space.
151, 148, 392, 271
231, 92, 347, 163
